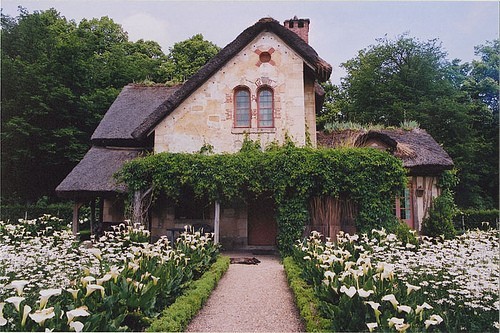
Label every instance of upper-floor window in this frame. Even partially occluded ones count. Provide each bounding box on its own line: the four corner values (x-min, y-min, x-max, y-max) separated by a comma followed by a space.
258, 87, 274, 128
234, 87, 251, 127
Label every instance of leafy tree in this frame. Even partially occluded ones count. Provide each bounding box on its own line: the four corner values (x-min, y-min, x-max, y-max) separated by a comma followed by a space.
159, 34, 220, 83
322, 34, 498, 208
1, 8, 166, 202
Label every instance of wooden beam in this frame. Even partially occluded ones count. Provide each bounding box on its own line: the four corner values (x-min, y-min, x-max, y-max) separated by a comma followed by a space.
214, 201, 220, 244
72, 202, 83, 236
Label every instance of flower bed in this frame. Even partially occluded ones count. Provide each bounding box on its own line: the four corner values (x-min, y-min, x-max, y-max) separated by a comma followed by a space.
292, 228, 499, 332
0, 215, 220, 331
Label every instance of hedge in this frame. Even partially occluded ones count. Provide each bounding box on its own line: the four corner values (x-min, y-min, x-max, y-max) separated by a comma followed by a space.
147, 255, 230, 332
283, 256, 331, 332
0, 202, 73, 222
454, 209, 499, 230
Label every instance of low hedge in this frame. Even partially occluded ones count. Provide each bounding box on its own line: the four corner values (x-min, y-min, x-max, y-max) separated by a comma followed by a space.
454, 209, 499, 230
147, 255, 230, 332
0, 202, 73, 222
283, 256, 331, 332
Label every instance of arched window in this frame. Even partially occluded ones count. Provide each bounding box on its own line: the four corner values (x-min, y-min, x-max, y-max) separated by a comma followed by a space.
258, 87, 274, 128
234, 87, 251, 127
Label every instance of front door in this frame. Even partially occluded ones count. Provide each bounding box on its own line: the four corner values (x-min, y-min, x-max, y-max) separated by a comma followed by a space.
248, 197, 277, 246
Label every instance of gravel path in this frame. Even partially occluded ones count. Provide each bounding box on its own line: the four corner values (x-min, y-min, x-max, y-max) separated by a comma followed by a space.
186, 252, 304, 332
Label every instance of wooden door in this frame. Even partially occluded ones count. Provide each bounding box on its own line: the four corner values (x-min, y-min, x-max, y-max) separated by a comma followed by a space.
248, 197, 277, 246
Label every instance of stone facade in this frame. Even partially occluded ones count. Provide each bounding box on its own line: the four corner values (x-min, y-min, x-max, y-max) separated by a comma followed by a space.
154, 31, 317, 154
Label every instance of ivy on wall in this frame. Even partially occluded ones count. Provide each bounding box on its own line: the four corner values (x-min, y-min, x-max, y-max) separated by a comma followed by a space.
116, 140, 407, 254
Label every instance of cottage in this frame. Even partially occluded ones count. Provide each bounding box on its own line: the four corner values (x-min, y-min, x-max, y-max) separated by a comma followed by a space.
56, 17, 453, 248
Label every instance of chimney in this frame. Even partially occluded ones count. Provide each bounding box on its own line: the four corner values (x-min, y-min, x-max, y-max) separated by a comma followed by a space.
283, 16, 310, 44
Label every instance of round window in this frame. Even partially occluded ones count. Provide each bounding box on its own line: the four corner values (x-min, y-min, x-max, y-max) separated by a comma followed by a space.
259, 51, 272, 63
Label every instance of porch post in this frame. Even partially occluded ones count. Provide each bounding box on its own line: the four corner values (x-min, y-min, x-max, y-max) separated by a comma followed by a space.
214, 201, 220, 244
72, 202, 83, 236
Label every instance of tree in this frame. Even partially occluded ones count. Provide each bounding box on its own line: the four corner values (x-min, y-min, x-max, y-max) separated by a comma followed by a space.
159, 34, 220, 83
322, 34, 498, 208
1, 8, 166, 202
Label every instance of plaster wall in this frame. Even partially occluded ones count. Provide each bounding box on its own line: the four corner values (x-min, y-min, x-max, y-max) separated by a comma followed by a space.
154, 31, 316, 153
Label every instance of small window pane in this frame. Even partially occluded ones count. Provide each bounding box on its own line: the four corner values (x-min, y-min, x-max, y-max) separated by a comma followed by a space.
235, 89, 250, 127
258, 89, 273, 127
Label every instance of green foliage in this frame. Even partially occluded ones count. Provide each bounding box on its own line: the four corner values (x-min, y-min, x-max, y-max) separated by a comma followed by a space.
0, 200, 73, 222
321, 33, 499, 209
421, 190, 458, 239
159, 34, 220, 84
0, 8, 167, 201
387, 221, 419, 247
453, 209, 499, 231
147, 255, 230, 332
283, 257, 331, 332
117, 143, 407, 254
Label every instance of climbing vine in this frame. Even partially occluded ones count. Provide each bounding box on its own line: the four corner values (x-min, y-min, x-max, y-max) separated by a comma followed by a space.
116, 140, 406, 254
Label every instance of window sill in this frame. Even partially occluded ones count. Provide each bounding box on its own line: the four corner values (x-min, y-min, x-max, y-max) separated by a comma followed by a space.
231, 128, 276, 134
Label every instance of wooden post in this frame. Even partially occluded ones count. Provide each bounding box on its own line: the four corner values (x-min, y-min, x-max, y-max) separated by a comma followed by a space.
214, 201, 220, 244
72, 202, 83, 236
90, 199, 96, 236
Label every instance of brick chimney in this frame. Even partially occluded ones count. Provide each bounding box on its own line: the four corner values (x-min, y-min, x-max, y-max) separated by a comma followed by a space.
283, 16, 310, 43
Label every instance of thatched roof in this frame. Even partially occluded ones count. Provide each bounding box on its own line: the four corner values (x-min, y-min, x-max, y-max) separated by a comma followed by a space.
91, 84, 181, 146
131, 17, 332, 140
56, 147, 142, 198
317, 128, 454, 175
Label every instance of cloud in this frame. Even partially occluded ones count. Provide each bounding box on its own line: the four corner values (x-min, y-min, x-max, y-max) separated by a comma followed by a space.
121, 12, 170, 51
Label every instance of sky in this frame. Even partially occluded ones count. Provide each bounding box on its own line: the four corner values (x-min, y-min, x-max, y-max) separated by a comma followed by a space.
1, 1, 498, 84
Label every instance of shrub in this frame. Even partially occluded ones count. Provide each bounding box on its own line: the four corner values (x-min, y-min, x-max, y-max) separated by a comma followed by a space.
421, 190, 458, 239
147, 255, 230, 332
453, 209, 499, 230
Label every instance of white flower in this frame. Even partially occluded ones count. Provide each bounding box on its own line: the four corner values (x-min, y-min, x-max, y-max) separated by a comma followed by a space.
366, 322, 378, 332
415, 302, 433, 314
387, 317, 404, 327
81, 276, 95, 287
65, 288, 80, 300
381, 294, 399, 309
405, 282, 421, 295
39, 288, 62, 309
85, 284, 105, 297
29, 307, 55, 326
69, 320, 84, 332
21, 304, 31, 326
5, 280, 29, 296
357, 288, 374, 298
339, 285, 357, 298
97, 274, 112, 285
0, 303, 7, 326
5, 296, 25, 312
66, 306, 90, 324
397, 305, 412, 314
151, 275, 160, 286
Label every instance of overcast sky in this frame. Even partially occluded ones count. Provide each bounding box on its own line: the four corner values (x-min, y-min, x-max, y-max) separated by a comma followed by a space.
2, 1, 498, 83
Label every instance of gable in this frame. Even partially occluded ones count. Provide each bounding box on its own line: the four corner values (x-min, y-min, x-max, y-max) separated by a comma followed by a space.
131, 17, 332, 141
153, 31, 318, 153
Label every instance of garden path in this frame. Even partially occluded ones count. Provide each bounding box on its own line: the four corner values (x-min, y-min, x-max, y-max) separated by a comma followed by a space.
186, 251, 304, 332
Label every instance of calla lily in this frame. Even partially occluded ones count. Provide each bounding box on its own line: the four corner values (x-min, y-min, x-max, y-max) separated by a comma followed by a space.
97, 274, 112, 285
365, 301, 381, 323
381, 294, 399, 309
21, 304, 31, 326
109, 267, 121, 283
357, 288, 374, 298
5, 280, 29, 296
340, 285, 357, 298
66, 306, 90, 324
81, 276, 95, 287
415, 302, 433, 314
85, 284, 105, 297
395, 323, 410, 332
366, 322, 378, 332
39, 289, 62, 309
88, 248, 102, 260
387, 317, 404, 328
29, 307, 55, 326
405, 282, 421, 295
151, 275, 160, 286
65, 288, 79, 300
0, 303, 7, 326
69, 320, 84, 332
5, 296, 25, 312
397, 305, 412, 314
